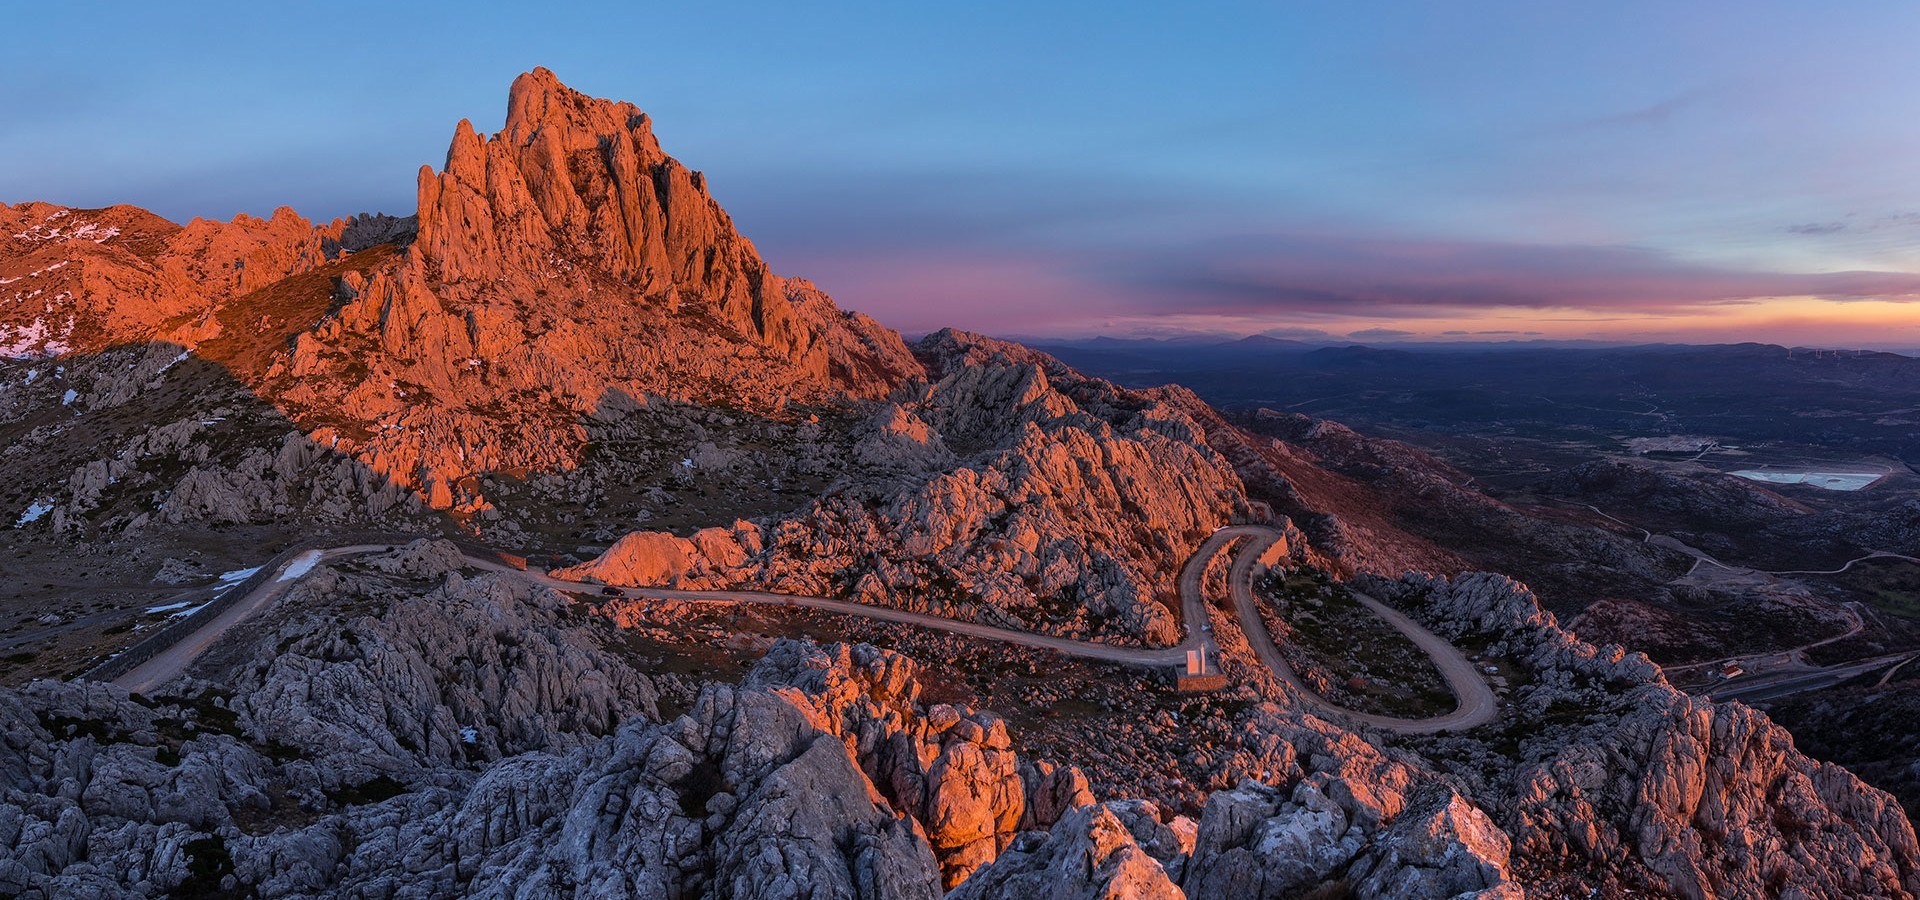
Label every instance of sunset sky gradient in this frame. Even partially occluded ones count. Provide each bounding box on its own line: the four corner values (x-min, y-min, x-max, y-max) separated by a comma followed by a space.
9, 1, 1920, 347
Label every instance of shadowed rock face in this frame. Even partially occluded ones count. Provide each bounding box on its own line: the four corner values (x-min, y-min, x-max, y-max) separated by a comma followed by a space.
0, 342, 448, 541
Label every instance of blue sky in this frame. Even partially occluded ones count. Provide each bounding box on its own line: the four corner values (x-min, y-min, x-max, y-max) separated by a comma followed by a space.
9, 1, 1920, 345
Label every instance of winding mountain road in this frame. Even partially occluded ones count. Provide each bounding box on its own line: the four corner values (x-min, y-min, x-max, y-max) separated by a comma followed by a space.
1573, 498, 1919, 580
468, 554, 1194, 667
1765, 550, 1920, 576
105, 526, 1495, 733
1211, 526, 1498, 734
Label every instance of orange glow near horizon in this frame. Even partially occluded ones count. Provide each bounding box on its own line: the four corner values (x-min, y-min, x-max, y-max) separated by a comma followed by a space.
1084, 296, 1920, 348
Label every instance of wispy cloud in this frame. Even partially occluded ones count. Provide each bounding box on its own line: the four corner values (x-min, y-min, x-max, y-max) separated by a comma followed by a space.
1557, 92, 1701, 135
1785, 213, 1920, 237
1788, 222, 1849, 235
1349, 327, 1416, 339
1260, 326, 1334, 339
1102, 232, 1920, 320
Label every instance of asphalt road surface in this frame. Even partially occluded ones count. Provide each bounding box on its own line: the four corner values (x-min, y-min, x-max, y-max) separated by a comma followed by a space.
112, 545, 389, 693
1710, 651, 1918, 703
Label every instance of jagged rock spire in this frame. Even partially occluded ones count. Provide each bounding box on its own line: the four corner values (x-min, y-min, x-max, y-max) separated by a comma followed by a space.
414, 67, 796, 349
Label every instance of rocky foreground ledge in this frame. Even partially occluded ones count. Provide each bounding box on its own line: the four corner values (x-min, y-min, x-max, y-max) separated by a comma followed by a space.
0, 541, 1911, 898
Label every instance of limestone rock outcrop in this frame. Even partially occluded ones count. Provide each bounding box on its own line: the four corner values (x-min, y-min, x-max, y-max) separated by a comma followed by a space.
577, 330, 1251, 646
0, 650, 944, 899
223, 557, 659, 782
739, 640, 1088, 887
415, 67, 792, 351
558, 529, 702, 585
1347, 785, 1515, 900
0, 202, 350, 359
1381, 569, 1920, 900
1181, 777, 1368, 897
948, 803, 1186, 899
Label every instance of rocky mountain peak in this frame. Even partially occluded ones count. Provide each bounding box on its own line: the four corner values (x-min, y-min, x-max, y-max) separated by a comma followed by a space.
500, 65, 662, 155
414, 68, 788, 349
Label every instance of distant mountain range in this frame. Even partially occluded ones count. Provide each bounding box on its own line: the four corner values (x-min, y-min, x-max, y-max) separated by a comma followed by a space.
1028, 333, 1919, 356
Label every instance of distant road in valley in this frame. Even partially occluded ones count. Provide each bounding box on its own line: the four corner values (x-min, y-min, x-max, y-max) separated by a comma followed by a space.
1710, 651, 1919, 704
1570, 498, 1918, 580
1560, 500, 1920, 702
1766, 550, 1920, 576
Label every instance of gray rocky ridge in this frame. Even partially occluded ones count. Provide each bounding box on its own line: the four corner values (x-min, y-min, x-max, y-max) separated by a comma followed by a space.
0, 541, 1911, 897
